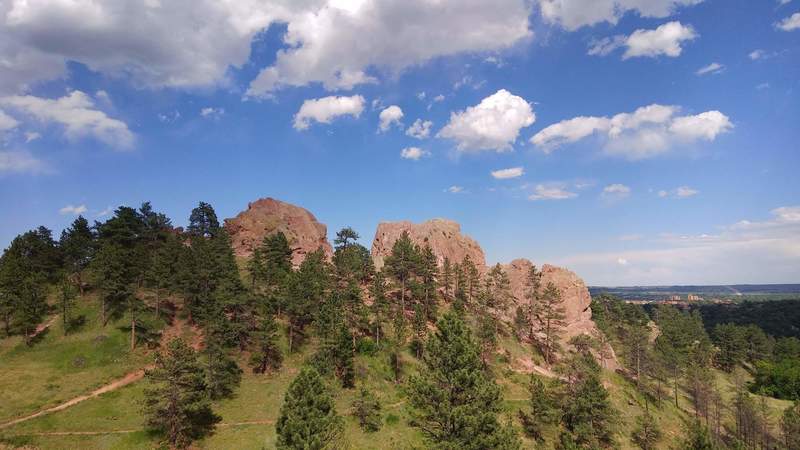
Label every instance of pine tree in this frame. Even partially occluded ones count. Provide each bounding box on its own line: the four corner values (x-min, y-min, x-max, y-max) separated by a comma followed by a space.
418, 245, 439, 321
187, 201, 220, 238
286, 248, 329, 352
441, 257, 453, 301
144, 338, 218, 448
560, 355, 616, 448
276, 367, 344, 450
59, 215, 95, 295
249, 314, 283, 374
18, 275, 48, 344
203, 337, 242, 400
370, 272, 389, 346
631, 410, 662, 450
408, 312, 520, 449
539, 282, 567, 365
518, 375, 556, 442
352, 387, 382, 432
523, 264, 543, 342
462, 255, 480, 304
59, 277, 77, 335
679, 421, 718, 450
93, 242, 135, 327
782, 401, 800, 450
145, 237, 180, 320
384, 231, 416, 319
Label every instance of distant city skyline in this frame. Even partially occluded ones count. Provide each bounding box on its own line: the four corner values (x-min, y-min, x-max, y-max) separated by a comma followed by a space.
1, 0, 798, 286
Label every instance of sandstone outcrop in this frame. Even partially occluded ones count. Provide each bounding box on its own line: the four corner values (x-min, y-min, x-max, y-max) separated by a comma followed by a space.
370, 219, 486, 271
224, 198, 333, 266
501, 258, 595, 342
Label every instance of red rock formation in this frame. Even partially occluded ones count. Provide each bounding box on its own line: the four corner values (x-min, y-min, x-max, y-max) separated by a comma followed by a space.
370, 219, 486, 271
501, 258, 595, 342
223, 198, 333, 266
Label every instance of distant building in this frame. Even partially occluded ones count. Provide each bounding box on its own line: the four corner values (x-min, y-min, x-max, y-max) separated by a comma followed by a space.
669, 295, 682, 301
687, 294, 703, 301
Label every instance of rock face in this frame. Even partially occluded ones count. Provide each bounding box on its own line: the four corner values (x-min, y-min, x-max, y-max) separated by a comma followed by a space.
370, 219, 486, 271
224, 198, 333, 266
501, 258, 596, 343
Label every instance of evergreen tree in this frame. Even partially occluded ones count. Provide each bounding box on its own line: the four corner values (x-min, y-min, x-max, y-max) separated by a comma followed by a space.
262, 232, 294, 289
370, 272, 390, 346
679, 421, 718, 450
351, 387, 382, 432
518, 375, 556, 442
539, 282, 567, 365
146, 236, 180, 320
58, 277, 77, 335
286, 248, 329, 352
249, 314, 283, 374
203, 337, 242, 399
441, 257, 453, 301
781, 401, 800, 450
59, 216, 95, 295
187, 201, 220, 238
18, 275, 48, 344
407, 312, 520, 449
411, 303, 427, 359
461, 254, 480, 304
92, 243, 134, 326
523, 264, 543, 342
631, 410, 661, 450
276, 367, 344, 450
560, 355, 616, 448
418, 245, 439, 321
384, 231, 416, 319
144, 338, 218, 448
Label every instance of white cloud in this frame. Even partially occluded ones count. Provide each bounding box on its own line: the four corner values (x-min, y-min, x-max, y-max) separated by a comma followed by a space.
0, 150, 48, 175
378, 105, 404, 132
602, 183, 631, 198
438, 89, 535, 152
0, 110, 19, 131
777, 12, 800, 31
587, 35, 626, 56
433, 94, 445, 103
540, 0, 704, 30
749, 49, 765, 60
96, 206, 114, 218
0, 0, 306, 94
658, 186, 699, 198
0, 91, 134, 149
491, 167, 525, 179
756, 83, 770, 90
247, 0, 532, 96
531, 103, 732, 160
200, 107, 225, 119
158, 110, 181, 123
59, 204, 88, 216
557, 206, 800, 285
622, 21, 697, 59
528, 184, 577, 201
417, 92, 427, 100
406, 119, 433, 139
447, 185, 465, 194
617, 257, 629, 266
695, 62, 724, 75
25, 131, 41, 142
293, 95, 365, 130
400, 146, 429, 160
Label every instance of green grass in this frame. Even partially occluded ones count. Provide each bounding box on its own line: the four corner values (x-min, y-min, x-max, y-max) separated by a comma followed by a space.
0, 295, 159, 424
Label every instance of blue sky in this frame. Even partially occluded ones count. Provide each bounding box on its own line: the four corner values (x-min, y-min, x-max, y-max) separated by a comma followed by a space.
1, 0, 798, 285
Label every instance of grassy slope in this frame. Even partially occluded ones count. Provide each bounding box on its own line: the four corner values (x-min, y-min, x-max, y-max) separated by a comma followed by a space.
0, 295, 158, 425
1, 299, 793, 450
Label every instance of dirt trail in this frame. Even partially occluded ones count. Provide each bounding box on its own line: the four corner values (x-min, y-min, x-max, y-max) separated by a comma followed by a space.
0, 314, 202, 431
4, 420, 275, 437
30, 315, 59, 339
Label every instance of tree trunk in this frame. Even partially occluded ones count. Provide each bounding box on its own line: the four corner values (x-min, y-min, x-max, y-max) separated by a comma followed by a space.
155, 289, 160, 320
288, 323, 294, 354
101, 297, 106, 327
400, 278, 406, 319
130, 303, 136, 351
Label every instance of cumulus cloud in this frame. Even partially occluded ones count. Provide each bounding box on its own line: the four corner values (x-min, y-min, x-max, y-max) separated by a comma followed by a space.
0, 91, 134, 149
588, 22, 697, 59
777, 12, 800, 31
0, 109, 19, 131
491, 167, 525, 179
0, 0, 310, 94
0, 150, 48, 175
557, 205, 800, 285
602, 183, 631, 199
59, 204, 88, 216
293, 95, 365, 130
658, 186, 699, 198
406, 119, 433, 139
247, 0, 532, 96
749, 49, 765, 60
695, 62, 724, 75
447, 185, 465, 194
200, 107, 225, 119
400, 146, 429, 160
378, 105, 404, 132
528, 183, 577, 201
438, 89, 535, 152
540, 0, 704, 30
531, 103, 732, 160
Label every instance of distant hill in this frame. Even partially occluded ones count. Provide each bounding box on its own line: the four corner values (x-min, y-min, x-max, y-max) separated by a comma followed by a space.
589, 284, 800, 301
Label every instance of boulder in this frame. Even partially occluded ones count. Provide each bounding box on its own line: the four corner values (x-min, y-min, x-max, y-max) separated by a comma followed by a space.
224, 198, 333, 266
370, 218, 486, 271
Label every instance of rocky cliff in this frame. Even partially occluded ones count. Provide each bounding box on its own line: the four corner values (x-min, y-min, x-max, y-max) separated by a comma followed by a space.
223, 198, 333, 266
370, 219, 486, 271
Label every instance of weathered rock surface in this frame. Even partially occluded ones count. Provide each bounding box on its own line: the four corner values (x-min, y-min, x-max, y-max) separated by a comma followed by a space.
501, 258, 595, 342
224, 198, 333, 266
370, 219, 486, 271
